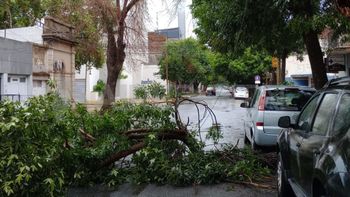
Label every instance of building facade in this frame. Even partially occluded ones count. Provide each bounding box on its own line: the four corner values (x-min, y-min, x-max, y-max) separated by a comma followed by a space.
0, 38, 33, 101
0, 17, 76, 101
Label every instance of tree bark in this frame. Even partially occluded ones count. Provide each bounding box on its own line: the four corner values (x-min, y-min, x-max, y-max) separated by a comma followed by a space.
99, 131, 196, 168
280, 50, 287, 83
101, 23, 126, 111
193, 81, 199, 93
303, 30, 328, 89
100, 141, 145, 168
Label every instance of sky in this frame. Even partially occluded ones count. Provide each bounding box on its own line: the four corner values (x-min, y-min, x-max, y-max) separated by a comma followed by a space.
146, 0, 196, 38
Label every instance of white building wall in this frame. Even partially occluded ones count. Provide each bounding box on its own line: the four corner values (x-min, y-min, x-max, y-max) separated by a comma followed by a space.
86, 67, 100, 102
141, 64, 166, 86
285, 55, 312, 77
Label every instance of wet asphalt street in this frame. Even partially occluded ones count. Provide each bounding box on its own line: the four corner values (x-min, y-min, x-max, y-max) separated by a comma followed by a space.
178, 87, 247, 150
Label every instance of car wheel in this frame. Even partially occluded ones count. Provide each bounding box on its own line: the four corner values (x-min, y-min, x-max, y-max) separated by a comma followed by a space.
277, 153, 294, 197
251, 138, 258, 150
244, 133, 249, 144
250, 135, 260, 151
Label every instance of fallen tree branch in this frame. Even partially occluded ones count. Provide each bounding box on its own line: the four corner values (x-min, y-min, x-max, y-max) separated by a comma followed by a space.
79, 128, 96, 142
99, 141, 145, 168
99, 129, 199, 169
233, 181, 276, 190
125, 128, 186, 135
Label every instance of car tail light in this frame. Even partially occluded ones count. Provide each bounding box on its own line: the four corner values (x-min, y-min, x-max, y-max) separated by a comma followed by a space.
256, 122, 264, 130
256, 122, 264, 126
258, 92, 266, 111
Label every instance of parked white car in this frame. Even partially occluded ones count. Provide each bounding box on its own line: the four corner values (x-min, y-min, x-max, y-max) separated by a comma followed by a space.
233, 86, 249, 99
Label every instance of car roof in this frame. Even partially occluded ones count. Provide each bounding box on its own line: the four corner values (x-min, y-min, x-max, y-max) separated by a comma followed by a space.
321, 77, 350, 92
260, 85, 315, 91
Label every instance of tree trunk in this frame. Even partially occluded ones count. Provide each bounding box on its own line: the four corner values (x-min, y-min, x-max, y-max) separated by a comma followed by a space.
193, 81, 199, 93
281, 50, 287, 83
101, 24, 126, 111
303, 30, 328, 89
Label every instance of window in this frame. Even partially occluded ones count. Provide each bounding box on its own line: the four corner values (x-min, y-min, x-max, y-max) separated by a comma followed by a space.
33, 80, 42, 88
332, 94, 350, 136
265, 89, 314, 111
250, 89, 261, 107
8, 77, 11, 82
312, 94, 338, 135
20, 78, 26, 83
297, 95, 320, 131
12, 78, 18, 82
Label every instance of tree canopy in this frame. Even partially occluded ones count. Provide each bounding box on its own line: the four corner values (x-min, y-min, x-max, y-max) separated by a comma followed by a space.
210, 48, 272, 85
0, 0, 44, 28
192, 0, 350, 89
159, 38, 212, 86
43, 0, 105, 69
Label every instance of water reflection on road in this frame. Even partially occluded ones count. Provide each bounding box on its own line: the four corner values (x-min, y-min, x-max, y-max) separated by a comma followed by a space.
178, 88, 248, 150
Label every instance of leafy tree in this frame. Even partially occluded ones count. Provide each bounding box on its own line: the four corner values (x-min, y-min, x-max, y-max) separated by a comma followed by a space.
159, 38, 212, 92
192, 0, 350, 89
43, 0, 105, 69
210, 48, 272, 85
0, 0, 44, 28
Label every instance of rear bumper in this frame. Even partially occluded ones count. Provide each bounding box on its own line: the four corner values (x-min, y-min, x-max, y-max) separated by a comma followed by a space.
254, 127, 279, 146
234, 94, 248, 98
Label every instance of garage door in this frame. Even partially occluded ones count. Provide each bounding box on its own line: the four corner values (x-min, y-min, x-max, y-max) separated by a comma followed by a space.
7, 76, 28, 101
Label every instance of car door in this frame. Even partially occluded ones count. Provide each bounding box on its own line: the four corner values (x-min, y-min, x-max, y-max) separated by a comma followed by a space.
298, 93, 339, 195
246, 88, 261, 141
263, 88, 314, 135
288, 94, 320, 185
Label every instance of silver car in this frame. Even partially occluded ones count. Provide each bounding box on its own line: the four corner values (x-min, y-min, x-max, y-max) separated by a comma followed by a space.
240, 85, 315, 149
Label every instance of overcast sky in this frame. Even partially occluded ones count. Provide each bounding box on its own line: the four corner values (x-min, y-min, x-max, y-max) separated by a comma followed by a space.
147, 0, 196, 38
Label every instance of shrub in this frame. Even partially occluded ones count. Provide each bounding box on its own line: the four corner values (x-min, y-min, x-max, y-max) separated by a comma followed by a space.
133, 85, 148, 101
133, 82, 166, 101
93, 80, 106, 96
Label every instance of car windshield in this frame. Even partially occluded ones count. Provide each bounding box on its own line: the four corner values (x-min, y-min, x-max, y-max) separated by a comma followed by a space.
265, 88, 314, 111
236, 87, 247, 91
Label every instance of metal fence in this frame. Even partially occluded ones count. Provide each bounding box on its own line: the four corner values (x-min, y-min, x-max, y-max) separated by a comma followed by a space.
0, 94, 32, 102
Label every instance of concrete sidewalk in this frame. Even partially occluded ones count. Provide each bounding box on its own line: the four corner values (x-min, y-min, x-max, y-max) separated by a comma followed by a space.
67, 183, 276, 197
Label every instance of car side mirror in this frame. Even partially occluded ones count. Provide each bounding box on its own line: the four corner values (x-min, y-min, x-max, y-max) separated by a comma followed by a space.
240, 103, 249, 108
278, 116, 291, 128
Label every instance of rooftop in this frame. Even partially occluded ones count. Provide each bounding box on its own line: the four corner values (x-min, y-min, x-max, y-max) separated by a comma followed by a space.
0, 26, 43, 45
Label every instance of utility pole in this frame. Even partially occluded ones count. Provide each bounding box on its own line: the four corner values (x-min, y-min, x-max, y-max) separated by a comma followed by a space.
166, 52, 169, 95
276, 58, 281, 84
165, 37, 169, 95
4, 20, 8, 38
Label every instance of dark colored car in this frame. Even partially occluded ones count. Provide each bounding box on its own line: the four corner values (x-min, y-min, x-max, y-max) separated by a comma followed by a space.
277, 77, 350, 197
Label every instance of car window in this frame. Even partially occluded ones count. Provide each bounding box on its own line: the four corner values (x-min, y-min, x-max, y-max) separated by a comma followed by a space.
311, 93, 338, 136
250, 89, 260, 107
264, 89, 314, 111
297, 95, 320, 131
331, 94, 350, 136
236, 87, 247, 91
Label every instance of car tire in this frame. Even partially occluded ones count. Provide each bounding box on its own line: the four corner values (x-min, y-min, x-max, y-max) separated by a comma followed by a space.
244, 133, 249, 144
277, 153, 294, 197
251, 138, 259, 150
250, 133, 260, 151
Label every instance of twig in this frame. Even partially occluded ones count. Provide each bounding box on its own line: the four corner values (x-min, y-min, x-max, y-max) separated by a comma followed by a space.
233, 181, 276, 190
79, 128, 96, 142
